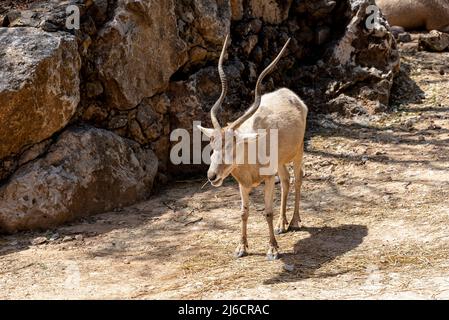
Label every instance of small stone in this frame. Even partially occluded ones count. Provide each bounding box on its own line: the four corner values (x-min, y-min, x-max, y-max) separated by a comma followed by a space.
283, 264, 295, 272
31, 237, 47, 245
404, 119, 414, 128
75, 235, 84, 241
336, 179, 346, 185
397, 32, 412, 43
428, 124, 442, 130
123, 259, 130, 264
49, 233, 59, 241
62, 236, 73, 242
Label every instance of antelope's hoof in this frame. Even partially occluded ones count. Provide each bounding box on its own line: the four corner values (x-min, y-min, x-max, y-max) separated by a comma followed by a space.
266, 252, 279, 261
266, 247, 280, 261
288, 221, 301, 232
235, 250, 248, 258
287, 225, 301, 232
235, 244, 248, 258
275, 227, 287, 235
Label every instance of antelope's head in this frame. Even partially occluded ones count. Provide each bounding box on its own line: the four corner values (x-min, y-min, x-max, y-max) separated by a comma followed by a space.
198, 35, 290, 187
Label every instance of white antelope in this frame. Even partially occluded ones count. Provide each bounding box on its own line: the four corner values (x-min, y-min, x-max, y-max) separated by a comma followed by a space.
198, 36, 308, 260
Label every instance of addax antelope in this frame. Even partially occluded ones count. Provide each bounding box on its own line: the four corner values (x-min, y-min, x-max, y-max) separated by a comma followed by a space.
198, 35, 308, 260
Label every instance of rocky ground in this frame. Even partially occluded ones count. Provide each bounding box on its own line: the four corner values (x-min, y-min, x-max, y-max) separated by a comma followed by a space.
0, 36, 448, 299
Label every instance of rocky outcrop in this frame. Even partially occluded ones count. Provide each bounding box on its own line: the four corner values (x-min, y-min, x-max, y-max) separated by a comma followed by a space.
93, 0, 189, 110
0, 126, 158, 233
321, 1, 399, 114
0, 27, 80, 160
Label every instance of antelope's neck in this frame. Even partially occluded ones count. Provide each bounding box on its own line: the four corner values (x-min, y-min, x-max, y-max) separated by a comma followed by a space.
231, 164, 265, 188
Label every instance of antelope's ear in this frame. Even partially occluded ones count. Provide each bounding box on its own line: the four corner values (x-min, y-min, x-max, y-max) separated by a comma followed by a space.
196, 125, 215, 138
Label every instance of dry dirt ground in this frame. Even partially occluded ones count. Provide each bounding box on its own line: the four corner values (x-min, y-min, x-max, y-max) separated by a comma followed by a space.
1, 36, 449, 300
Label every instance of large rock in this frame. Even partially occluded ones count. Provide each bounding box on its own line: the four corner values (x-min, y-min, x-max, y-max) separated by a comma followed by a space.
0, 126, 158, 233
171, 0, 231, 77
318, 0, 399, 114
282, 0, 400, 115
0, 27, 80, 159
93, 0, 189, 110
419, 30, 449, 52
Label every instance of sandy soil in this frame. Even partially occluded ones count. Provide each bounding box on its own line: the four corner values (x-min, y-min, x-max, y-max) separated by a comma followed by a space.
1, 36, 449, 300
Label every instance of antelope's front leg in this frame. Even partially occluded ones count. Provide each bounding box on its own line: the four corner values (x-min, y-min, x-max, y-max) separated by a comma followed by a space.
264, 176, 279, 260
235, 185, 251, 258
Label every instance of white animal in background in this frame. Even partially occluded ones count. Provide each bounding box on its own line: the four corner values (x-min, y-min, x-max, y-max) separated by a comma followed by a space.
376, 0, 449, 32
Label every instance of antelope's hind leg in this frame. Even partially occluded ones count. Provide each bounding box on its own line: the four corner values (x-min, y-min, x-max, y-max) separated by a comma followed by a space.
264, 176, 279, 260
275, 165, 290, 235
288, 147, 304, 231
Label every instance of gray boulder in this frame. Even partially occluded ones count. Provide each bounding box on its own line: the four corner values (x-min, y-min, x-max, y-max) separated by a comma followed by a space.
0, 27, 81, 159
0, 126, 158, 233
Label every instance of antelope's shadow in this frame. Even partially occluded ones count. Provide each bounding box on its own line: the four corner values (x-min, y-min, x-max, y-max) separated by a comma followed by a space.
265, 224, 368, 284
